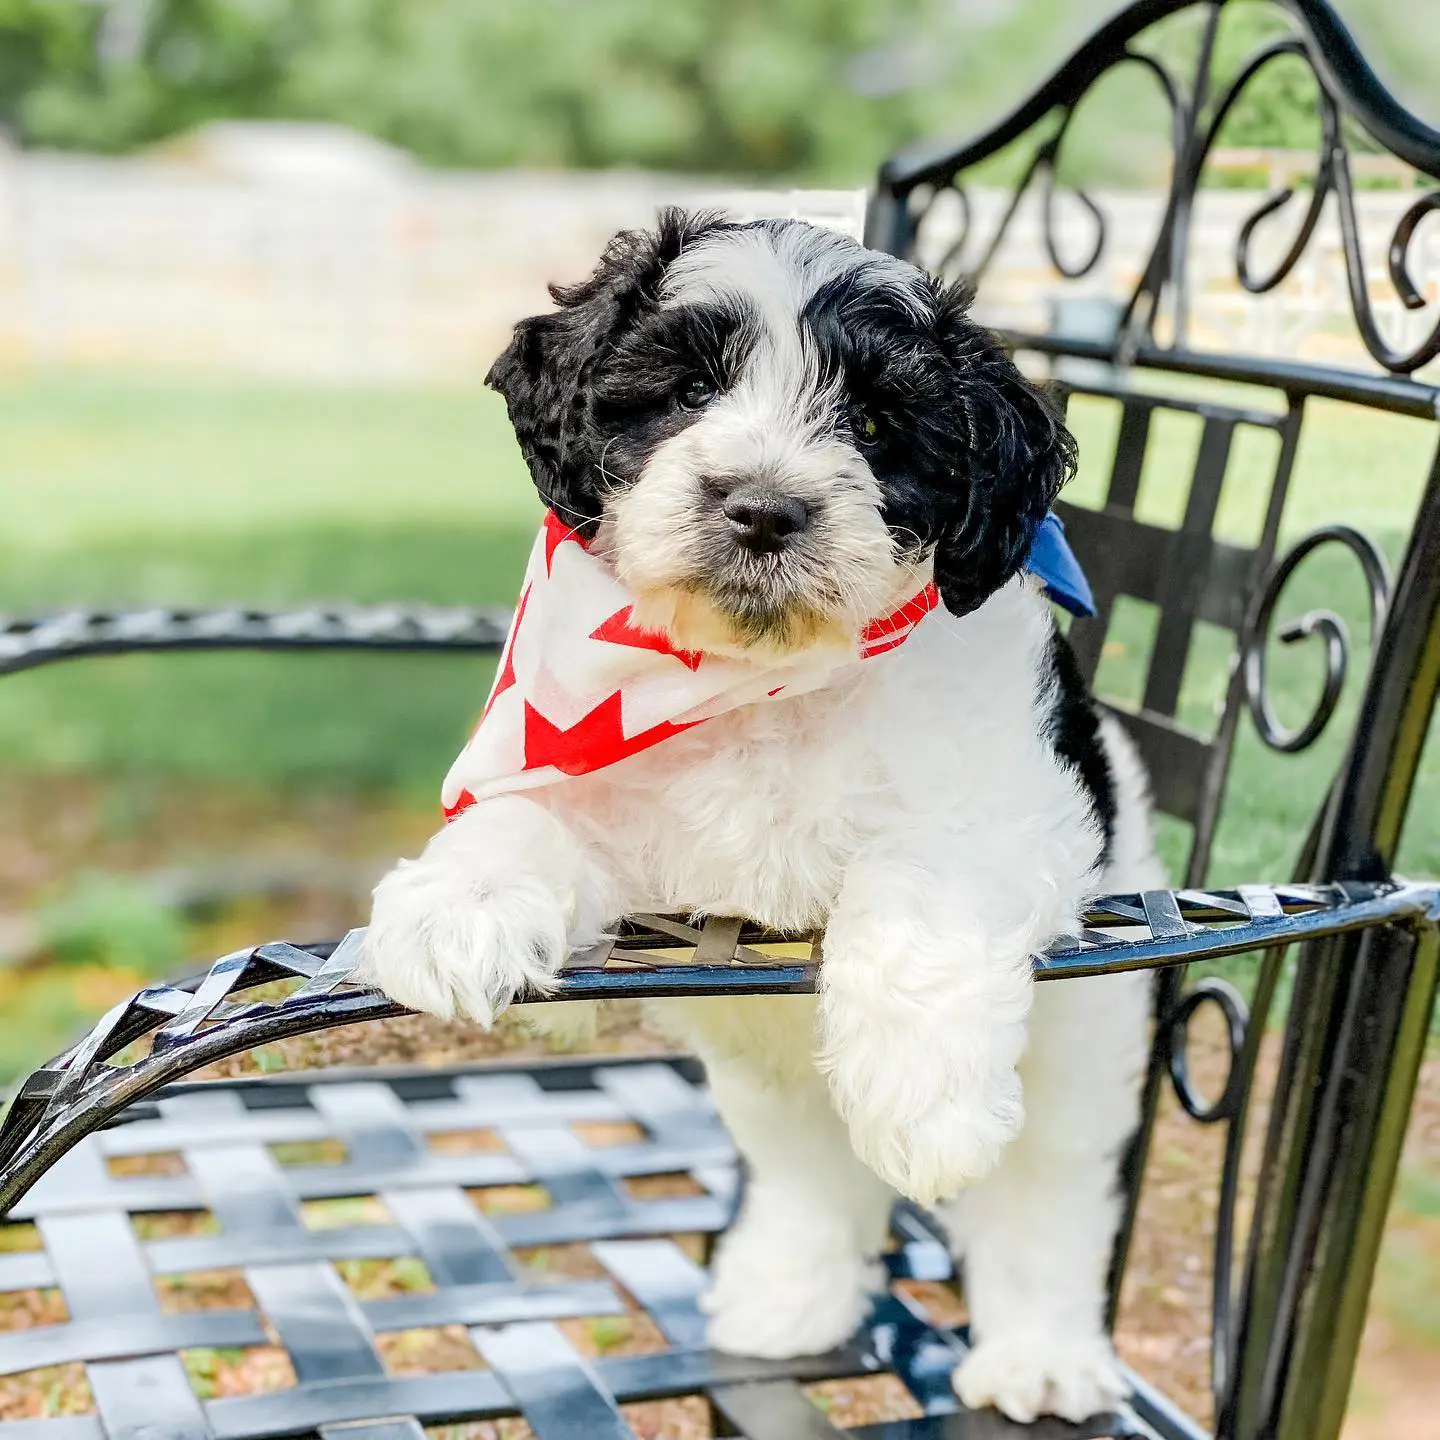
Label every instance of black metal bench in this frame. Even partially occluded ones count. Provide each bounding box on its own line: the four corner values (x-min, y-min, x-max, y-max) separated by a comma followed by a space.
3, 1, 1439, 1437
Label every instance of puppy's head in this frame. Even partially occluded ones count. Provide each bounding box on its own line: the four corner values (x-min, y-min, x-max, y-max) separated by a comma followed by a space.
488, 208, 1075, 656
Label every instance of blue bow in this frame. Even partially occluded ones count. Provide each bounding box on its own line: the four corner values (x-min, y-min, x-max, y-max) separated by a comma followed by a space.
1024, 511, 1095, 618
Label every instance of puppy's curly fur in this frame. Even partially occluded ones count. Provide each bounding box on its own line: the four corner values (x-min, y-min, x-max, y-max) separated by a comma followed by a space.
363, 211, 1165, 1424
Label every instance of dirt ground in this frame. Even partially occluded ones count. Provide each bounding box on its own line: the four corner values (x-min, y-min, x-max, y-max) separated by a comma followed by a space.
1, 778, 1437, 1435
1114, 1016, 1440, 1437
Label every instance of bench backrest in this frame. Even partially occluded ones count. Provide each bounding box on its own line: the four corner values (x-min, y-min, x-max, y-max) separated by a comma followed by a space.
868, 5, 1440, 1432
866, 0, 1439, 890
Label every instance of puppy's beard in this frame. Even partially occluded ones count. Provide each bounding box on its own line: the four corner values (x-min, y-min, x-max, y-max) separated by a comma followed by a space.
628, 583, 853, 660
600, 425, 911, 661
599, 481, 860, 660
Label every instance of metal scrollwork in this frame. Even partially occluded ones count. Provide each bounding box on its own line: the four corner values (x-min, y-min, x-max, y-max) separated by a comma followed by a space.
1184, 35, 1440, 376
913, 46, 1184, 291
1331, 149, 1440, 374
1166, 976, 1249, 1124
875, 0, 1440, 379
1388, 190, 1440, 310
1202, 41, 1338, 297
1164, 971, 1257, 1405
928, 182, 975, 284
1165, 945, 1304, 1411
1241, 524, 1391, 754
1041, 133, 1108, 280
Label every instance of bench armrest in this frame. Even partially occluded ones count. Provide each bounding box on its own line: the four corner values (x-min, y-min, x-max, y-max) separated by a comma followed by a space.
4, 877, 1434, 1217
1, 604, 511, 678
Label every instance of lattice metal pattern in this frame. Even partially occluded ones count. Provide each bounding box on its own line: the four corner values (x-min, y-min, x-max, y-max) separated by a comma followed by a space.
1050, 382, 1395, 889
0, 605, 510, 678
1053, 383, 1298, 879
0, 1057, 1182, 1440
4, 879, 1434, 1224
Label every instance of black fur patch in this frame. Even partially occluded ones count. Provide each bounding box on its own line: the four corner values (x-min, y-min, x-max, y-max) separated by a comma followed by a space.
488, 209, 1078, 622
485, 208, 744, 531
589, 300, 760, 486
796, 272, 1076, 618
1043, 627, 1117, 864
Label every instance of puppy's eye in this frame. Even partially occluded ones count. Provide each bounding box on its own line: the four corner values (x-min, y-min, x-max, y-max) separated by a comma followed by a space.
677, 375, 717, 410
850, 403, 882, 446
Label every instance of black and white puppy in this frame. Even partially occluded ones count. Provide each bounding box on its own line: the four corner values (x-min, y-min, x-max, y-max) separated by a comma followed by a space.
363, 210, 1163, 1424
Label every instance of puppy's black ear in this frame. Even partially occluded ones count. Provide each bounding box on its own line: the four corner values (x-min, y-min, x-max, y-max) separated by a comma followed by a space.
929, 283, 1076, 618
486, 207, 727, 531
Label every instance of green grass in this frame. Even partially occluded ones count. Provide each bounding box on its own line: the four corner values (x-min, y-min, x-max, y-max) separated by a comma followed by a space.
0, 372, 540, 801
2, 367, 1434, 1427
0, 368, 1436, 1063
0, 370, 1435, 861
2, 373, 540, 547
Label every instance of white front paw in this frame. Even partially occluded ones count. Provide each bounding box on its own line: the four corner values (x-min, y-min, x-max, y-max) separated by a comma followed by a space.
361, 851, 568, 1026
954, 1333, 1129, 1424
818, 911, 1033, 1206
835, 1067, 1023, 1206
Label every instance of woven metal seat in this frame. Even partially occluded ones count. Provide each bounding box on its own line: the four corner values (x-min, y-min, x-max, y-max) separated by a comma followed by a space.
0, 1052, 1185, 1440
4, 1, 1440, 1437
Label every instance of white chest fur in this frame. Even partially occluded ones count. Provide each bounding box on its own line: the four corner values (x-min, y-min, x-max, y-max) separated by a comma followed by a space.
541, 577, 1095, 932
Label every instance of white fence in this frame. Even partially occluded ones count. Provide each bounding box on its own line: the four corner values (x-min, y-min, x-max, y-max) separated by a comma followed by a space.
0, 146, 1434, 382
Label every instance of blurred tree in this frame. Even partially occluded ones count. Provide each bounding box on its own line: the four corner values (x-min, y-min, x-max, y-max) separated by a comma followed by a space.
0, 0, 93, 141
12, 0, 305, 152
3, 0, 966, 174
0, 0, 1432, 181
1205, 1, 1326, 151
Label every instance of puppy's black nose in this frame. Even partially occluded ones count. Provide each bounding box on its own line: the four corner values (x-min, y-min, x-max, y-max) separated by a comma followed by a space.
723, 487, 810, 553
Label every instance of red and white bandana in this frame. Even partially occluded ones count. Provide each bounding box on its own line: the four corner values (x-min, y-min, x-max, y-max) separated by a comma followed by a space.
442, 512, 938, 819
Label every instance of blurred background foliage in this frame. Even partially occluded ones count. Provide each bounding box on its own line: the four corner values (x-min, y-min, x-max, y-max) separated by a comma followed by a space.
0, 0, 1437, 1082
0, 0, 1437, 184
1, 3, 1437, 1426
